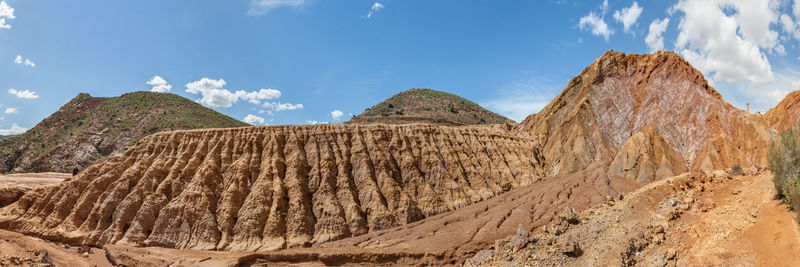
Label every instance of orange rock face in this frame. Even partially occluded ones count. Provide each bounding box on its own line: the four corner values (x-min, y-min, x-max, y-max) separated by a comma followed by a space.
765, 90, 800, 133
518, 50, 770, 178
0, 124, 544, 251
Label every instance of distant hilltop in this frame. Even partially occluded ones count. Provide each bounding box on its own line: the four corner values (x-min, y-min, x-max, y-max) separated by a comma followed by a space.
0, 91, 248, 173
347, 88, 514, 126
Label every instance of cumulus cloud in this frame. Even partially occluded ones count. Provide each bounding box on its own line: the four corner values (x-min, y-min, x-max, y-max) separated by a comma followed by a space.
14, 55, 35, 67
718, 67, 800, 112
613, 1, 643, 34
185, 78, 238, 108
147, 75, 172, 93
365, 2, 384, 18
578, 0, 613, 41
0, 123, 27, 135
645, 18, 670, 52
0, 1, 14, 29
8, 88, 38, 99
306, 120, 328, 125
248, 0, 305, 16
330, 109, 344, 121
781, 14, 800, 40
185, 78, 300, 110
235, 88, 281, 104
672, 0, 781, 85
780, 0, 800, 40
4, 108, 16, 114
243, 114, 266, 125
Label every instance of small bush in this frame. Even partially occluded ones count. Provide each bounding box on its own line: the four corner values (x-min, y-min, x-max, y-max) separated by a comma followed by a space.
730, 165, 745, 176
768, 125, 800, 218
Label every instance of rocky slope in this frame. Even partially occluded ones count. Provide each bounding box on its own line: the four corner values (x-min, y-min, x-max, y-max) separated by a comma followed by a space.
765, 90, 800, 133
0, 91, 247, 173
0, 124, 544, 251
348, 88, 514, 126
472, 167, 800, 266
518, 50, 770, 180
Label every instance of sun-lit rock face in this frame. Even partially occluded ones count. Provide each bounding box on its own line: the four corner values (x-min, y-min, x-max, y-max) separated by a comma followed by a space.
0, 124, 544, 251
519, 50, 770, 178
765, 90, 800, 134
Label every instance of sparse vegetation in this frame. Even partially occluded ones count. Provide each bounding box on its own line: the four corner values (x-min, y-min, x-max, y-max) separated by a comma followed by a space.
730, 165, 745, 176
0, 91, 247, 172
348, 88, 512, 126
768, 125, 800, 218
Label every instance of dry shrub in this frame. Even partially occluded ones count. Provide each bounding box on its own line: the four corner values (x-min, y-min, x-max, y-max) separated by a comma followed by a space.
768, 125, 800, 216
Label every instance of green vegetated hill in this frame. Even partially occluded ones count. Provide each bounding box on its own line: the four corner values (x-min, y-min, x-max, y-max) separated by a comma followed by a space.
0, 91, 248, 173
347, 88, 513, 126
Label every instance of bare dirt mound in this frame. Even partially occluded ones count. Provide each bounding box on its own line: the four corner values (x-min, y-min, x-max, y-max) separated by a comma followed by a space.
0, 124, 544, 252
518, 50, 769, 179
87, 164, 638, 266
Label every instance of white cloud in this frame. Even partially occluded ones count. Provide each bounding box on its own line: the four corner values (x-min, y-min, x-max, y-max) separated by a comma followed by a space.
672, 0, 781, 85
235, 88, 281, 104
4, 108, 16, 114
579, 1, 613, 41
780, 13, 800, 40
185, 78, 238, 108
579, 12, 613, 41
243, 114, 266, 125
613, 1, 643, 34
718, 67, 800, 112
8, 88, 38, 99
147, 75, 172, 93
330, 109, 344, 121
0, 1, 14, 30
263, 101, 303, 111
795, 0, 800, 18
781, 0, 800, 40
0, 123, 27, 135
248, 0, 305, 16
306, 120, 328, 125
645, 18, 670, 52
14, 55, 35, 67
185, 78, 295, 109
365, 2, 384, 18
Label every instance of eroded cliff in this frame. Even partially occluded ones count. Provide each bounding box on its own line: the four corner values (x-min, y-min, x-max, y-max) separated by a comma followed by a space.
0, 124, 543, 251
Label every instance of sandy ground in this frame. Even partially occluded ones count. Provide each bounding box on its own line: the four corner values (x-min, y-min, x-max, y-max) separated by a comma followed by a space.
0, 229, 111, 266
678, 172, 800, 266
0, 172, 69, 188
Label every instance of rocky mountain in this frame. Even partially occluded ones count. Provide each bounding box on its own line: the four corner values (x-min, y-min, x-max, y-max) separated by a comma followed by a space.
0, 124, 544, 250
0, 91, 248, 173
518, 50, 770, 180
348, 88, 514, 126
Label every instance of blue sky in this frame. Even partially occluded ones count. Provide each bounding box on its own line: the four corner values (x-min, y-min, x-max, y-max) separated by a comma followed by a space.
1, 0, 800, 134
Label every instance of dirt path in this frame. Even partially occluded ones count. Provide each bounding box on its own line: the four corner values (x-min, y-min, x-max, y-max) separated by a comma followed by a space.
680, 172, 800, 265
